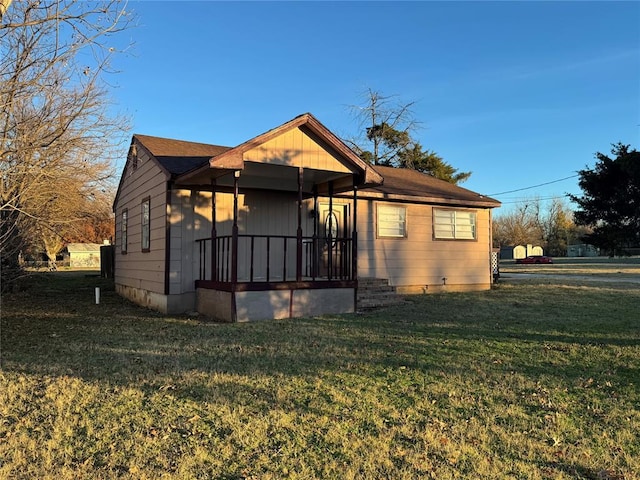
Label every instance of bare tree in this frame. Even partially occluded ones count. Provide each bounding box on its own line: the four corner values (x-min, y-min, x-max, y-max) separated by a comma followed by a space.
493, 199, 544, 248
346, 88, 419, 166
345, 88, 471, 184
493, 197, 578, 255
1, 1, 133, 282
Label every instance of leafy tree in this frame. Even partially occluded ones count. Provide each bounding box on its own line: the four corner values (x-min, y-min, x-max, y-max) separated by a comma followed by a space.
570, 143, 640, 255
398, 142, 471, 184
346, 88, 471, 184
1, 1, 132, 284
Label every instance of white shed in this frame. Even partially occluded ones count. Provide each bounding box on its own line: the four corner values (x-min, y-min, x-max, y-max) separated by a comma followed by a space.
66, 243, 103, 268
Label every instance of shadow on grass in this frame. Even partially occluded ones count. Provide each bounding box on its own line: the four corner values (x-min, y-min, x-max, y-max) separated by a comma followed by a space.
1, 272, 639, 407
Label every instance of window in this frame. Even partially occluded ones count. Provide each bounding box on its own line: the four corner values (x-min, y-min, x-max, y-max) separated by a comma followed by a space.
121, 209, 128, 254
433, 209, 476, 240
377, 204, 406, 238
141, 197, 150, 252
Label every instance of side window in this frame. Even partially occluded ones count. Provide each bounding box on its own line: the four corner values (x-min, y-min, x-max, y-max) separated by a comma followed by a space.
121, 209, 128, 254
141, 197, 150, 252
377, 204, 406, 238
433, 208, 477, 240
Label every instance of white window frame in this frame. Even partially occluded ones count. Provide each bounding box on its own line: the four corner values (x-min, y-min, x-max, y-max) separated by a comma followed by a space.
377, 204, 407, 238
433, 208, 477, 240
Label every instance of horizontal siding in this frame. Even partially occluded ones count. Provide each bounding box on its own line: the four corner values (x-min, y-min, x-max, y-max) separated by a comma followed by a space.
357, 199, 493, 287
114, 148, 168, 295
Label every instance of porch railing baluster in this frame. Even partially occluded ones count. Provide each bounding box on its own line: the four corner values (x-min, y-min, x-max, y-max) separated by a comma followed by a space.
250, 236, 255, 282
282, 237, 287, 281
196, 234, 354, 285
266, 237, 270, 282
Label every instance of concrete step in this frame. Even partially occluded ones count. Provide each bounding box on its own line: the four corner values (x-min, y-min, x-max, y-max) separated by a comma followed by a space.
357, 278, 404, 311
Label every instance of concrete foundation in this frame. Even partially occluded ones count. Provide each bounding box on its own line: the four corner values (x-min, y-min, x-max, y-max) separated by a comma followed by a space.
115, 284, 195, 314
197, 287, 355, 322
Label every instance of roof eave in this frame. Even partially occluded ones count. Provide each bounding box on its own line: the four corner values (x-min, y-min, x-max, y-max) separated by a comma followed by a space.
350, 190, 502, 208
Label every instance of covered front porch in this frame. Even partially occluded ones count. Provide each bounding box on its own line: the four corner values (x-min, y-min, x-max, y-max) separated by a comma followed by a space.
172, 114, 382, 321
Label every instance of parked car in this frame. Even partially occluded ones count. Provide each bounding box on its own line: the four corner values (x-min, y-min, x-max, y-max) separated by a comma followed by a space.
516, 255, 553, 264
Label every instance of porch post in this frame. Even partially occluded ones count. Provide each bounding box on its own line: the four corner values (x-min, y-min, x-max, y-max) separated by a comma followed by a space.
231, 171, 240, 322
352, 183, 358, 312
232, 171, 239, 285
296, 167, 303, 282
352, 184, 358, 282
210, 178, 217, 282
328, 180, 334, 280
312, 185, 318, 279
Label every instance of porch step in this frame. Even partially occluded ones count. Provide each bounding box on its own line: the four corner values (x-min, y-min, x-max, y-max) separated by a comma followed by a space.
357, 278, 405, 311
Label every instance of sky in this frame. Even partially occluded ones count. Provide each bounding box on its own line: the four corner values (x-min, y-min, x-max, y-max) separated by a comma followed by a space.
108, 1, 640, 214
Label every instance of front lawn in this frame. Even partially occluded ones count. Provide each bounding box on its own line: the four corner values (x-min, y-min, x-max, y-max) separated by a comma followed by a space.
1, 272, 638, 479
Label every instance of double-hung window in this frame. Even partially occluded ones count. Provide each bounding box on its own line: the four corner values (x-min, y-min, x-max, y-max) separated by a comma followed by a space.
141, 197, 150, 252
433, 209, 476, 240
377, 204, 407, 238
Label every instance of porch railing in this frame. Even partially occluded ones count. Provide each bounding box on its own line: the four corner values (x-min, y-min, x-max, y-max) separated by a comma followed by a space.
196, 234, 353, 284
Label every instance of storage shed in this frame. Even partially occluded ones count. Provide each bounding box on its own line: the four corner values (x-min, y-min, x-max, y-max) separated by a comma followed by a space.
66, 243, 103, 268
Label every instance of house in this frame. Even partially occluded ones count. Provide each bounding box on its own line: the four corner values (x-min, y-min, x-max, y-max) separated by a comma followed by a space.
113, 113, 501, 321
66, 243, 103, 268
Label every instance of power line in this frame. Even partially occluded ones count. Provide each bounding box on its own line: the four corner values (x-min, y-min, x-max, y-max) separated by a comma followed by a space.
488, 174, 579, 196
498, 193, 576, 205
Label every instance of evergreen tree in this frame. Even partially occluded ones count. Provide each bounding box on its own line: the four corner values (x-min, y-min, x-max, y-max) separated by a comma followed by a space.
347, 89, 471, 184
570, 143, 640, 255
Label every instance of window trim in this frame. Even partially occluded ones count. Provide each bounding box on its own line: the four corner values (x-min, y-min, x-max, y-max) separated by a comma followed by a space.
141, 196, 150, 253
376, 203, 407, 239
121, 209, 128, 254
433, 208, 477, 241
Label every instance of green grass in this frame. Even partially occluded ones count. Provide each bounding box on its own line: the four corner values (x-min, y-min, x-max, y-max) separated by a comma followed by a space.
1, 271, 639, 479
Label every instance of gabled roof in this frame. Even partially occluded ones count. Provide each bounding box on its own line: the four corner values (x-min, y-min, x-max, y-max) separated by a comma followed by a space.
115, 114, 499, 211
66, 243, 104, 253
360, 165, 501, 208
133, 134, 231, 176
176, 113, 383, 187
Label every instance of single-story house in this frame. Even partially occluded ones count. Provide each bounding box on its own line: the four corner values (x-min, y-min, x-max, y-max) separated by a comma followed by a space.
113, 113, 500, 321
66, 243, 103, 268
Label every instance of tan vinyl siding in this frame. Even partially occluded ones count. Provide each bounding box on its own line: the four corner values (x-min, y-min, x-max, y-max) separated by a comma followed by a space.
357, 199, 492, 288
244, 128, 351, 173
178, 189, 310, 283
169, 189, 203, 294
114, 147, 168, 295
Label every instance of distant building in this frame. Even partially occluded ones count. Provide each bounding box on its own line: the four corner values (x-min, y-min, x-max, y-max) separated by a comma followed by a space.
567, 244, 599, 257
66, 243, 103, 268
500, 244, 543, 260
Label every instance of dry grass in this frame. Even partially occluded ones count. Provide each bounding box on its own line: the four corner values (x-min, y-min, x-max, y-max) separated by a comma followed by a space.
501, 256, 640, 277
1, 269, 639, 479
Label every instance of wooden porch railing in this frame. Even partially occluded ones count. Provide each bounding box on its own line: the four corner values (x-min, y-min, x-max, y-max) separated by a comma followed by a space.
196, 234, 353, 284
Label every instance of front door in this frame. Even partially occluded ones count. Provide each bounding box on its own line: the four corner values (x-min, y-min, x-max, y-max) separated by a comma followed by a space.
320, 203, 350, 279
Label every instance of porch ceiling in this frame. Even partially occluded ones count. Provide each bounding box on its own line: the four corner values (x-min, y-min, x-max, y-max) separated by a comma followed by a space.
173, 161, 356, 195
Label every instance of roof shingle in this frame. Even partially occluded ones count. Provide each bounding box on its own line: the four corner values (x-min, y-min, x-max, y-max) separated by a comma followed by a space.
362, 165, 500, 207
134, 134, 231, 176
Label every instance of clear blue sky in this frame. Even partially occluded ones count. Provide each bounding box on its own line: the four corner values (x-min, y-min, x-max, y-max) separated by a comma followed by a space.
110, 1, 640, 214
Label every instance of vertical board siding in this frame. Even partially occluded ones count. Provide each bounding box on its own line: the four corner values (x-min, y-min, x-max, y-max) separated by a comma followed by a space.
244, 128, 350, 173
